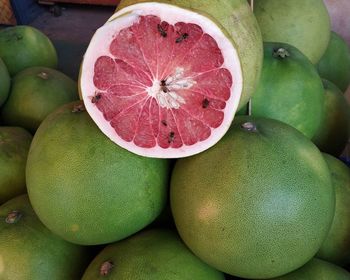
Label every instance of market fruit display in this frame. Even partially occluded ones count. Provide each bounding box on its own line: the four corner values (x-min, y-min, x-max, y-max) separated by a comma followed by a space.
0, 67, 78, 132
250, 42, 324, 139
316, 153, 350, 266
0, 26, 58, 76
82, 229, 225, 279
26, 101, 170, 245
0, 0, 350, 278
254, 0, 330, 64
0, 126, 32, 204
312, 80, 350, 156
79, 0, 263, 158
317, 32, 350, 92
268, 258, 350, 280
0, 57, 10, 106
171, 116, 335, 279
0, 195, 90, 279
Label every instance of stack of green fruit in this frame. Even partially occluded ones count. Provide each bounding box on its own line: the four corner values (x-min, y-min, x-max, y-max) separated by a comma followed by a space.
0, 0, 350, 279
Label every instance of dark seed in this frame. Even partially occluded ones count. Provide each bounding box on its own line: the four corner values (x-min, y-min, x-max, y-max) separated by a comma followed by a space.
168, 131, 175, 143
202, 98, 210, 108
175, 33, 189, 43
157, 24, 167, 38
91, 93, 102, 104
161, 120, 167, 126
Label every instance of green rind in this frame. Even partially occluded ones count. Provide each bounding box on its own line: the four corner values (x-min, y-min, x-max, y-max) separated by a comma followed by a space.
0, 57, 10, 107
171, 116, 334, 279
0, 127, 32, 204
254, 0, 330, 64
250, 42, 325, 139
0, 26, 58, 76
82, 229, 225, 280
26, 101, 170, 245
116, 0, 263, 109
0, 195, 90, 280
269, 258, 350, 280
317, 32, 350, 92
312, 80, 350, 156
316, 154, 350, 266
0, 67, 78, 133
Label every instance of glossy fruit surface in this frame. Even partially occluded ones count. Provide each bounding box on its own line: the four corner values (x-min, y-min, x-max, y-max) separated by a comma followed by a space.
171, 116, 334, 279
26, 101, 170, 245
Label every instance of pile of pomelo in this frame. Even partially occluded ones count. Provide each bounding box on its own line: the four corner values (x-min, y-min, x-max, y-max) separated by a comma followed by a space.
0, 0, 350, 279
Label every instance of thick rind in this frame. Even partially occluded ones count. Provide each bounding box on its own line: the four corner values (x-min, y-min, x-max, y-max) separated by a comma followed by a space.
80, 3, 243, 158
115, 0, 263, 109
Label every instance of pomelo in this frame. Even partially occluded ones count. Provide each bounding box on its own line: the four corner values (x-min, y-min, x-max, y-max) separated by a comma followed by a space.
323, 0, 350, 48
316, 153, 350, 266
312, 80, 350, 156
250, 42, 325, 139
170, 116, 335, 279
0, 126, 32, 204
82, 229, 225, 279
268, 258, 350, 280
254, 0, 330, 64
0, 57, 10, 107
317, 32, 350, 92
0, 26, 58, 76
0, 67, 78, 133
0, 194, 90, 279
26, 101, 170, 245
79, 0, 263, 158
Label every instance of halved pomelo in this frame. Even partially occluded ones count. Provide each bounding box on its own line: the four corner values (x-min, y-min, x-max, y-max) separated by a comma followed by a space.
80, 1, 262, 158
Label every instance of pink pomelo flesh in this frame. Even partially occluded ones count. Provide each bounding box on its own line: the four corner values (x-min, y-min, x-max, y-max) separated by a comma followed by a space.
80, 4, 242, 158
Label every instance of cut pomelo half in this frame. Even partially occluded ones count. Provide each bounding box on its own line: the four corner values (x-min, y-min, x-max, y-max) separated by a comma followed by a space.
80, 3, 244, 158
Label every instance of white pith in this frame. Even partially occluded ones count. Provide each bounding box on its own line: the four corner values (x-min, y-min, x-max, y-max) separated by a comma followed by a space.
146, 67, 194, 109
80, 2, 243, 158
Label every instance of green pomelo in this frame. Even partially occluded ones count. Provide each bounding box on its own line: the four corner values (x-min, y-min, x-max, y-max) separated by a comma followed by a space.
0, 127, 32, 204
170, 116, 335, 279
82, 229, 225, 280
0, 194, 90, 279
312, 80, 350, 156
254, 0, 330, 64
116, 0, 263, 110
250, 42, 325, 139
0, 57, 10, 107
316, 153, 350, 266
317, 32, 350, 92
269, 258, 350, 280
26, 101, 170, 245
0, 26, 58, 76
1, 67, 78, 133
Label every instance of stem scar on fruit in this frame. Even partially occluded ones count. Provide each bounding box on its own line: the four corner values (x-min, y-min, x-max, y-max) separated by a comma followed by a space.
5, 210, 22, 224
241, 122, 258, 132
100, 261, 114, 276
272, 48, 290, 59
